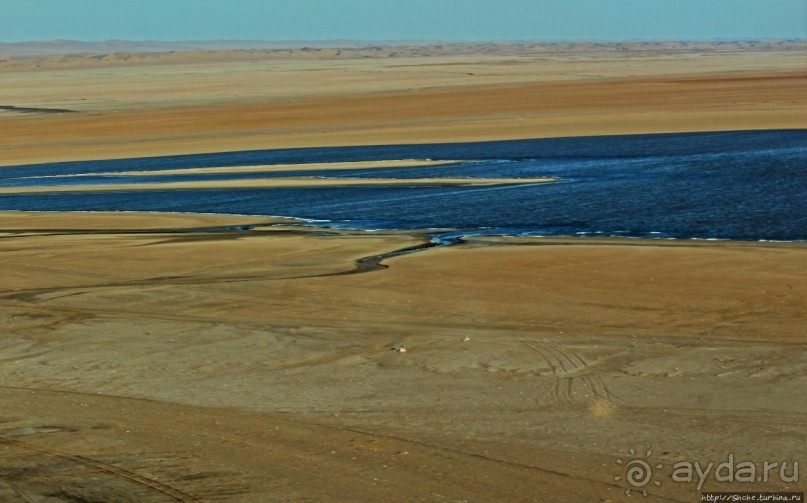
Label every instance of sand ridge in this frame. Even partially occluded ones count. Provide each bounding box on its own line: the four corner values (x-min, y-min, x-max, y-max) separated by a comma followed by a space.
0, 175, 557, 195
40, 159, 461, 177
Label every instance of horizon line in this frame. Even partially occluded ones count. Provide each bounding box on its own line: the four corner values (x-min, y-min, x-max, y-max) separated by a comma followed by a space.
3, 36, 805, 44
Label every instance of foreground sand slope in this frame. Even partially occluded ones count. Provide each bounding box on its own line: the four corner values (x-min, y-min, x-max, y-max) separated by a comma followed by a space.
1, 42, 805, 166
1, 212, 805, 501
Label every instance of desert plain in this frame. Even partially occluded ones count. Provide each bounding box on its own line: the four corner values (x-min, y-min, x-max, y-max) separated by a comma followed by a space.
0, 41, 806, 502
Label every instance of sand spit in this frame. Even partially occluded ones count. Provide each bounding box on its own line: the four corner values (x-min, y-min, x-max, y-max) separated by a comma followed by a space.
0, 175, 556, 195
15, 159, 460, 178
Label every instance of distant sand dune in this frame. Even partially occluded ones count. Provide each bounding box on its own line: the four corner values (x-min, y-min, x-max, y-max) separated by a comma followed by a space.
1, 42, 805, 166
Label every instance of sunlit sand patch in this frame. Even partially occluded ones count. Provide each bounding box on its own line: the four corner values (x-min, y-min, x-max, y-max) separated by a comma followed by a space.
0, 176, 557, 195
12, 159, 461, 180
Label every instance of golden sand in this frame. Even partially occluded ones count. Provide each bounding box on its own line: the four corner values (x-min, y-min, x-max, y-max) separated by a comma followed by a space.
1, 211, 805, 501
1, 43, 804, 166
45, 159, 459, 177
1, 44, 805, 501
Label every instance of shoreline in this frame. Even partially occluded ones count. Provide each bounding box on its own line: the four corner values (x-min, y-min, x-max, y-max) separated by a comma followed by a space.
2, 127, 804, 169
2, 208, 805, 250
2, 208, 805, 244
2, 209, 805, 244
1, 129, 803, 243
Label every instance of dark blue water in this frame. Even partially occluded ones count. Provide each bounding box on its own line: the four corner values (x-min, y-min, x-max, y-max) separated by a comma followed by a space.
1, 130, 805, 241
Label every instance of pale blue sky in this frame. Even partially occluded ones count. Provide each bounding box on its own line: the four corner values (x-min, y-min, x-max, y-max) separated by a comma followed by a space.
1, 0, 804, 42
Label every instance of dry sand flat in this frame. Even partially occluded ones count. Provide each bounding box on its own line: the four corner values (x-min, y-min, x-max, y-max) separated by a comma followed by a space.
0, 212, 805, 501
0, 41, 805, 166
